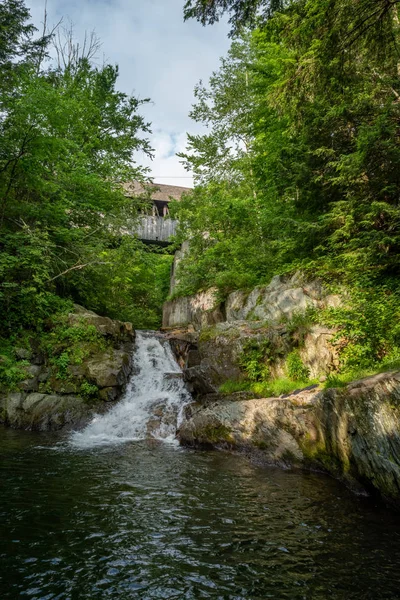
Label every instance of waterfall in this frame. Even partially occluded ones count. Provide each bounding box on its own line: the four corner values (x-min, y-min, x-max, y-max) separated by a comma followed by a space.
70, 331, 191, 448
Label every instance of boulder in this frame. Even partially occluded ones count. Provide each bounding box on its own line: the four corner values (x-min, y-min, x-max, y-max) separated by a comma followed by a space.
178, 371, 400, 508
85, 349, 132, 388
0, 392, 102, 431
68, 305, 134, 343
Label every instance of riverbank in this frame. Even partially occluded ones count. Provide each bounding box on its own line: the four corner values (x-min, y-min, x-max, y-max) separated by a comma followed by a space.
163, 274, 400, 508
0, 306, 135, 430
177, 371, 400, 508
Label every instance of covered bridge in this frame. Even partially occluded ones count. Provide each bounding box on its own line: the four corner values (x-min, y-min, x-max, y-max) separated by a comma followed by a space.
124, 181, 191, 245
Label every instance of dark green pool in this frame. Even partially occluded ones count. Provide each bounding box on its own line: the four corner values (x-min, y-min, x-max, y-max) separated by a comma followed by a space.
1, 426, 400, 599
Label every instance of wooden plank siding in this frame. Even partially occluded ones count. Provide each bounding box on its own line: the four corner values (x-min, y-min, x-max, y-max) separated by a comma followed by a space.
134, 215, 178, 244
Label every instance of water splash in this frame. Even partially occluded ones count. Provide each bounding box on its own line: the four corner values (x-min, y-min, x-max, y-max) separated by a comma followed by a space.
70, 331, 191, 448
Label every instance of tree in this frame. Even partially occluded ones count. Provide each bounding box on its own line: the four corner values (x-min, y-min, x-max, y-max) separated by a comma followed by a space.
183, 0, 400, 39
183, 0, 287, 36
0, 2, 156, 332
176, 0, 400, 299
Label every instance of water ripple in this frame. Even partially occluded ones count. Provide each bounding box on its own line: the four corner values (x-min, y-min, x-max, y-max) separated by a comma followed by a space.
1, 430, 400, 599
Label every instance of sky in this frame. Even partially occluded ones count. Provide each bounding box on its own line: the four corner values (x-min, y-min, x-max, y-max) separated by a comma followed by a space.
25, 0, 230, 187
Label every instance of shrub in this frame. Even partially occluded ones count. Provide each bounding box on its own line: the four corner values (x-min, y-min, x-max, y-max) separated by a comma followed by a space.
80, 380, 99, 400
286, 351, 309, 381
321, 284, 400, 372
239, 339, 271, 382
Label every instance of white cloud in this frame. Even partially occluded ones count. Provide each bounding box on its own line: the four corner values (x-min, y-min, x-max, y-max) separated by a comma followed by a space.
26, 0, 230, 188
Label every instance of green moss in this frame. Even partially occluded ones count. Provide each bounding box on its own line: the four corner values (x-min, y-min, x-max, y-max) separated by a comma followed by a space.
199, 326, 219, 342
38, 381, 52, 394
218, 376, 319, 398
299, 433, 349, 474
80, 380, 99, 400
252, 377, 318, 397
198, 424, 233, 443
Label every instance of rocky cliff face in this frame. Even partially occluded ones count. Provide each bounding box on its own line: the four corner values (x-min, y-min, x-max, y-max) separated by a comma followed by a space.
163, 272, 341, 329
0, 306, 135, 431
178, 371, 400, 508
165, 274, 400, 508
164, 274, 340, 397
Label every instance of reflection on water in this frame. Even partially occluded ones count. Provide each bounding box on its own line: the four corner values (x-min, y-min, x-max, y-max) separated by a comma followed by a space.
0, 426, 400, 599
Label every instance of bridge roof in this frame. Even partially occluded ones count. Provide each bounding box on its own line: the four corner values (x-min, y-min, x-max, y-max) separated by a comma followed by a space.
124, 181, 192, 203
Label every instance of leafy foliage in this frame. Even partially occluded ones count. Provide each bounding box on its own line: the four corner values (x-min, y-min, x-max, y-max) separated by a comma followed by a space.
286, 351, 309, 380
239, 339, 271, 381
177, 0, 400, 374
70, 238, 173, 330
321, 283, 400, 371
0, 1, 171, 339
183, 0, 288, 36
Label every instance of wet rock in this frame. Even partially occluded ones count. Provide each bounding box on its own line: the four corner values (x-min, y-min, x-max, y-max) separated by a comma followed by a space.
163, 372, 183, 380
186, 348, 201, 368
99, 387, 119, 402
184, 365, 218, 396
0, 392, 101, 431
178, 371, 400, 508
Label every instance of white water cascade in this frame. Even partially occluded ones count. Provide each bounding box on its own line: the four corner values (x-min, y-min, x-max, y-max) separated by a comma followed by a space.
70, 331, 191, 448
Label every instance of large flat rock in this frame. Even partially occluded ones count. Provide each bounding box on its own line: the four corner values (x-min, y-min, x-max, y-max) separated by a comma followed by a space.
178, 371, 400, 508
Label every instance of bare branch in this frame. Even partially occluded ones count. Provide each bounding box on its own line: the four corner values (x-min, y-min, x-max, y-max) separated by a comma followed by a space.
45, 261, 108, 283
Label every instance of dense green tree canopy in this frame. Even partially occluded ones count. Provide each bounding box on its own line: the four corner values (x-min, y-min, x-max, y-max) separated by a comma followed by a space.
174, 0, 400, 369
183, 0, 288, 35
0, 1, 171, 334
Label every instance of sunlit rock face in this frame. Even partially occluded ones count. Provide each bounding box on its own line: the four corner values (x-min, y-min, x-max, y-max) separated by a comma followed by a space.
162, 288, 225, 329
163, 273, 341, 396
163, 273, 342, 330
225, 273, 339, 323
178, 371, 400, 508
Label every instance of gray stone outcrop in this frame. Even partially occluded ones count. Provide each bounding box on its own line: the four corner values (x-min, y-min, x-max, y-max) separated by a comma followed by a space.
163, 288, 225, 329
0, 306, 135, 431
163, 274, 340, 394
178, 371, 400, 507
0, 392, 102, 431
163, 273, 341, 329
